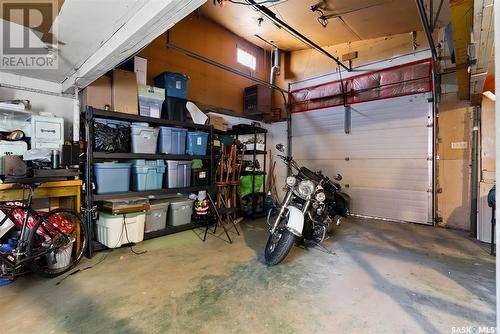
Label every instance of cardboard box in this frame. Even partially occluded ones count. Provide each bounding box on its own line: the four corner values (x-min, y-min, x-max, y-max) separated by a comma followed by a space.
111, 69, 138, 115
81, 76, 112, 110
134, 56, 147, 85
209, 115, 224, 131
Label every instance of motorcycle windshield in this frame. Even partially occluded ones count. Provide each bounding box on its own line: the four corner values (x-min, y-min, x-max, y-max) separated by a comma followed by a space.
298, 167, 322, 182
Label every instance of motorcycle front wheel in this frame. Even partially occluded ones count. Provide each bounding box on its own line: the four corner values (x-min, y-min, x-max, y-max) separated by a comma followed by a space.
264, 225, 295, 266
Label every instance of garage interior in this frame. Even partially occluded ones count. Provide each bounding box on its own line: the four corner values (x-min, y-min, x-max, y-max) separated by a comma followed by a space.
0, 0, 497, 332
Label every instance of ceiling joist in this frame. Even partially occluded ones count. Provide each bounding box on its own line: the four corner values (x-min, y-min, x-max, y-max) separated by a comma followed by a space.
245, 0, 352, 72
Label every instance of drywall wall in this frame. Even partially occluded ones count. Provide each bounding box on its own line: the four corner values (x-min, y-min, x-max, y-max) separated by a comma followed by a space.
139, 13, 270, 115
481, 97, 496, 181
285, 32, 429, 82
436, 90, 472, 231
0, 87, 75, 139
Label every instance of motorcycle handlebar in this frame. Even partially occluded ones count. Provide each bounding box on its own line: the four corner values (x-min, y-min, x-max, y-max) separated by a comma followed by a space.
277, 154, 300, 171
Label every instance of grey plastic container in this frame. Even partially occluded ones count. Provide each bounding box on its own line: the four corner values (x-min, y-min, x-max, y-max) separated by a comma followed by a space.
164, 160, 191, 188
130, 125, 159, 154
167, 197, 194, 226
158, 127, 187, 154
94, 162, 132, 194
145, 200, 170, 233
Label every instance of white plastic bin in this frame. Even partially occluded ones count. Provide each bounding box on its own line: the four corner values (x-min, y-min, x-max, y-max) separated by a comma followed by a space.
96, 212, 145, 248
168, 198, 194, 226
46, 239, 74, 270
138, 85, 165, 118
145, 200, 169, 233
131, 124, 159, 154
0, 211, 15, 239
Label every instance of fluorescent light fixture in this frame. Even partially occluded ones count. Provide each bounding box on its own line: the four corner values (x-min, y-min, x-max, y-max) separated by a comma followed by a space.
482, 91, 496, 101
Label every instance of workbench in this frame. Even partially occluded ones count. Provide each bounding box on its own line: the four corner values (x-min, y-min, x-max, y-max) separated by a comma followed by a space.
0, 180, 82, 212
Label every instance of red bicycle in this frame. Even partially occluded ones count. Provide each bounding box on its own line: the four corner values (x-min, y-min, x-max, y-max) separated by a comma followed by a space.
0, 178, 88, 279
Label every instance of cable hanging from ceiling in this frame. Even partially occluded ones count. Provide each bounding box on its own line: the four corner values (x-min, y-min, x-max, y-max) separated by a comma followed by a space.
213, 0, 281, 6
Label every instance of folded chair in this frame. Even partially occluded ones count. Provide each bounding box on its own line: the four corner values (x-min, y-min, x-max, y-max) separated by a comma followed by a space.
203, 144, 242, 243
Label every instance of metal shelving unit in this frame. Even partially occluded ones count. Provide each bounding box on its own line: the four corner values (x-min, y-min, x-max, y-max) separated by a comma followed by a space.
82, 106, 215, 257
93, 152, 210, 161
93, 186, 214, 201
232, 125, 267, 218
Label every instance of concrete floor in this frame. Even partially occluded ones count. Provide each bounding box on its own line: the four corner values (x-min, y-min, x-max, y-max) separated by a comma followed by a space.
0, 217, 495, 333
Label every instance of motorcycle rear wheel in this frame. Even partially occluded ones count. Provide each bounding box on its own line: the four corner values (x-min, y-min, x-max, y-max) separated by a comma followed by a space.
264, 226, 295, 266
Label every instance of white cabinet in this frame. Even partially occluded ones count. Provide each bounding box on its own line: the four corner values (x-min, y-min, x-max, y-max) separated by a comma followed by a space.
30, 115, 64, 149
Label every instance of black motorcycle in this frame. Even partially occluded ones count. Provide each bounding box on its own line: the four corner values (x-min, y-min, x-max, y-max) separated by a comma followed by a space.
265, 144, 351, 266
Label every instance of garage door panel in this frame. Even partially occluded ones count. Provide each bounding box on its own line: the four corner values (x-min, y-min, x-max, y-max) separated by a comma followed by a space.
296, 159, 429, 191
348, 188, 429, 223
292, 94, 432, 224
294, 111, 427, 136
293, 130, 429, 159
294, 95, 431, 136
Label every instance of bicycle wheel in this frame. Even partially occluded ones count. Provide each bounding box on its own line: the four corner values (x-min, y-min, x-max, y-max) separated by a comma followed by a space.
27, 208, 88, 278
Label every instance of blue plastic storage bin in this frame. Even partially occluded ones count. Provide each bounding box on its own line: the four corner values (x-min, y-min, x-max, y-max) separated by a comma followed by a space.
186, 131, 209, 156
95, 118, 131, 128
159, 127, 187, 154
153, 72, 189, 99
94, 162, 132, 194
131, 160, 166, 191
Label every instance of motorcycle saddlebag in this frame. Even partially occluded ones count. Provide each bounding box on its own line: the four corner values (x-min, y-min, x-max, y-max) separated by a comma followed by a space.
334, 192, 351, 217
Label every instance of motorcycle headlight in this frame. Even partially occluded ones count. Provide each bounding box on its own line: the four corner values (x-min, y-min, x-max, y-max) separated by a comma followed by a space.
286, 176, 297, 187
298, 180, 315, 198
315, 192, 326, 202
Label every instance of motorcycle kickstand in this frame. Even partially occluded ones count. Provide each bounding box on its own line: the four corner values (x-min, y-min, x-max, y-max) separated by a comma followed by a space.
310, 241, 336, 255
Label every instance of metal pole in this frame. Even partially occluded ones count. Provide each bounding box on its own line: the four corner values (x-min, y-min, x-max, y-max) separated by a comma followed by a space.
166, 43, 288, 94
470, 106, 480, 237
84, 106, 95, 258
431, 66, 439, 226
432, 0, 445, 30
286, 83, 292, 176
430, 0, 434, 30
415, 0, 438, 61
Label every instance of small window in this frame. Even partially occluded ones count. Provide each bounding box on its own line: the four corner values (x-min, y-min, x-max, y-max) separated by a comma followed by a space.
237, 48, 256, 70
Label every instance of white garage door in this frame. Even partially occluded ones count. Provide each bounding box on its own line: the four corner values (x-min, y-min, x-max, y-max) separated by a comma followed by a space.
291, 93, 433, 224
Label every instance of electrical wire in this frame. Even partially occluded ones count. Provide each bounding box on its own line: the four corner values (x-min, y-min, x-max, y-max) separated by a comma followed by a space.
224, 0, 280, 5
122, 215, 147, 255
55, 213, 147, 285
